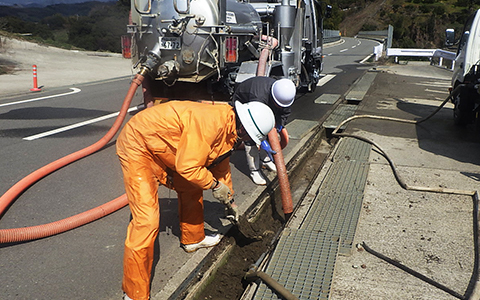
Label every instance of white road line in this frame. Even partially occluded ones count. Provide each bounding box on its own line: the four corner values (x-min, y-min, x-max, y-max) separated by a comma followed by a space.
340, 49, 349, 52
317, 74, 335, 86
360, 54, 373, 64
0, 88, 81, 108
23, 106, 139, 141
415, 82, 451, 88
425, 88, 449, 94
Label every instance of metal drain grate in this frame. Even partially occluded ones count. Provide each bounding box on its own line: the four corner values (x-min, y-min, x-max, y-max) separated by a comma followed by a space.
286, 119, 319, 140
314, 93, 341, 105
318, 160, 369, 194
333, 137, 371, 162
253, 229, 340, 300
252, 136, 372, 299
301, 191, 364, 255
344, 71, 377, 103
322, 104, 358, 130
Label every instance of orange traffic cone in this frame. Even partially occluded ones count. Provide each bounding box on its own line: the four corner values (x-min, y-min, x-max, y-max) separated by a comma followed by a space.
30, 65, 42, 92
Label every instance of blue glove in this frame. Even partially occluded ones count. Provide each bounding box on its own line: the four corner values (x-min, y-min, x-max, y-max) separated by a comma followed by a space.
261, 140, 277, 161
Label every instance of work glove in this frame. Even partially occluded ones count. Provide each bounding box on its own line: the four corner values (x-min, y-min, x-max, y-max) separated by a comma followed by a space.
260, 140, 277, 161
212, 180, 232, 204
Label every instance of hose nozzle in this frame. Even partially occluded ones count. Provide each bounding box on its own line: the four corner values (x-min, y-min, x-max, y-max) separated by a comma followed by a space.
140, 43, 162, 74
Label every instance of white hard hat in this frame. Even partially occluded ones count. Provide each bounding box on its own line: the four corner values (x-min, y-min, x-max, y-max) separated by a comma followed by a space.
271, 79, 296, 107
235, 101, 275, 145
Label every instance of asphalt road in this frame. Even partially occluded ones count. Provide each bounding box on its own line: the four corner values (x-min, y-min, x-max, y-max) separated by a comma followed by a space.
0, 37, 378, 299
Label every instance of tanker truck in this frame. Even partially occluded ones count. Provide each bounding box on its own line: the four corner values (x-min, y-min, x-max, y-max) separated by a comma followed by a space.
450, 9, 480, 126
127, 0, 331, 104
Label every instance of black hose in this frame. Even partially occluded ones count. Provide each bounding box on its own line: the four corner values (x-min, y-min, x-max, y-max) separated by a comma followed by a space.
361, 242, 466, 300
331, 85, 479, 299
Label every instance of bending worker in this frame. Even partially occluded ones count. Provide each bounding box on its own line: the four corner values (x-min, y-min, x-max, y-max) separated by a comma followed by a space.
232, 76, 296, 185
116, 100, 275, 300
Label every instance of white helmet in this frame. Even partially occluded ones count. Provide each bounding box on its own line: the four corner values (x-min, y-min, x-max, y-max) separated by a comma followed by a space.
271, 79, 296, 107
235, 101, 275, 145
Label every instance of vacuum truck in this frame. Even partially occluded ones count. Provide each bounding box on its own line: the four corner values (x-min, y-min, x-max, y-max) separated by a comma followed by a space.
127, 0, 331, 104
450, 9, 480, 126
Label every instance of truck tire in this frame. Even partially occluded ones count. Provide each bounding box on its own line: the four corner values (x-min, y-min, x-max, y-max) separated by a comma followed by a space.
300, 63, 316, 93
453, 89, 476, 126
453, 90, 475, 126
298, 41, 320, 93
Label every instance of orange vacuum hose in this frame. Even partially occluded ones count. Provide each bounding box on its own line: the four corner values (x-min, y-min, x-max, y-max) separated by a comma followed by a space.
268, 129, 293, 218
0, 72, 146, 243
255, 35, 294, 219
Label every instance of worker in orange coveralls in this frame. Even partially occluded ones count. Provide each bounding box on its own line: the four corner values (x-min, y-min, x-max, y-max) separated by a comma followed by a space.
116, 100, 275, 300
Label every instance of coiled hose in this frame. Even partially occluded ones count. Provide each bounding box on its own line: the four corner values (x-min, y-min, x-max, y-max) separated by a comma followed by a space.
0, 70, 147, 244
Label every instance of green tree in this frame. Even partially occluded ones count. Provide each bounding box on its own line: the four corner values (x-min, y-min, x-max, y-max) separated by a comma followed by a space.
41, 13, 66, 30
117, 0, 131, 9
66, 3, 129, 52
33, 23, 54, 40
1, 16, 28, 33
68, 16, 95, 49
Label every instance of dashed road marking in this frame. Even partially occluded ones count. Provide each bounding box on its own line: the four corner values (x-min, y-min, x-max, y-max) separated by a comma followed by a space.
0, 88, 81, 108
23, 106, 139, 141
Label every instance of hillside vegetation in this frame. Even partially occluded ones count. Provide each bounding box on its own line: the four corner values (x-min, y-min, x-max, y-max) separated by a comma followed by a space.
337, 0, 480, 48
0, 0, 129, 53
0, 0, 480, 52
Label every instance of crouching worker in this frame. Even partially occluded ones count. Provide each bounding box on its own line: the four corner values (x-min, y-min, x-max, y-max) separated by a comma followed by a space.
116, 100, 275, 300
232, 77, 296, 185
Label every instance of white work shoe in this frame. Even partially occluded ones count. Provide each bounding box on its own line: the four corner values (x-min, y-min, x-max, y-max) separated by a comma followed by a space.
123, 293, 133, 300
262, 160, 277, 172
250, 170, 267, 185
182, 234, 221, 253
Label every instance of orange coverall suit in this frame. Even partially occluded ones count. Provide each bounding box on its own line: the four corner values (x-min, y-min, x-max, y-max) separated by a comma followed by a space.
116, 101, 237, 300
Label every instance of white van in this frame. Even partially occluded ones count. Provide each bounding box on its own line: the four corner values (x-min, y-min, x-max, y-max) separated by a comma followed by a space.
451, 9, 480, 126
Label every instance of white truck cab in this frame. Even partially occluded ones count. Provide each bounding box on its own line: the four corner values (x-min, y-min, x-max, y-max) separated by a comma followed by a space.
451, 9, 480, 126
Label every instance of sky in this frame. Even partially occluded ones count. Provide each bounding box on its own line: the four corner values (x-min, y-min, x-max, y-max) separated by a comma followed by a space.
0, 0, 114, 7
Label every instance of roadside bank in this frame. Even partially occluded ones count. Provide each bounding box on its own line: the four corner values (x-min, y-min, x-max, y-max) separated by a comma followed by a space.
0, 35, 133, 97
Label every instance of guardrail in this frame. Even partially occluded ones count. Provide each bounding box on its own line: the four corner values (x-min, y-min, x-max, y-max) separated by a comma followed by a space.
356, 25, 393, 49
356, 30, 388, 43
386, 48, 457, 70
324, 29, 341, 43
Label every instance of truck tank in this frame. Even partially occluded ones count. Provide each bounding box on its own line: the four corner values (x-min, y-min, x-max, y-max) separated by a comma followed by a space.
128, 0, 329, 103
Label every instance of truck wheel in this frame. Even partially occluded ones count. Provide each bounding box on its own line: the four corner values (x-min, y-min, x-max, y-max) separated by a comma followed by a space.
453, 91, 475, 126
299, 62, 318, 93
